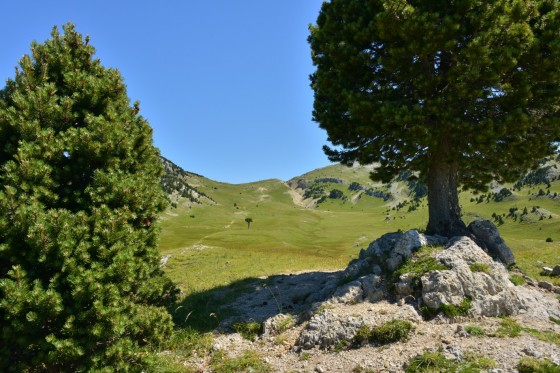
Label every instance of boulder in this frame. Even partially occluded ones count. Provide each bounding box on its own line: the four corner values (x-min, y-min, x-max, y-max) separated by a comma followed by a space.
295, 310, 364, 350
358, 230, 447, 273
331, 281, 363, 304
468, 220, 515, 266
421, 237, 527, 317
552, 265, 560, 277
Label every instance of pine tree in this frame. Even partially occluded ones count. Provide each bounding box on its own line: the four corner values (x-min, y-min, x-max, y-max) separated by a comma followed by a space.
0, 24, 176, 371
309, 0, 560, 237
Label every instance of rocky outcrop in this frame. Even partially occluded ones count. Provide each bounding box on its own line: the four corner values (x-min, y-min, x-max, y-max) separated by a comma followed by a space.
296, 311, 364, 350
421, 237, 526, 317
293, 228, 560, 350
356, 229, 448, 274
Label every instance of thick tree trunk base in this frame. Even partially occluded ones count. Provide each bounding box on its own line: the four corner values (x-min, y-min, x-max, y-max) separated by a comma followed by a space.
426, 161, 470, 237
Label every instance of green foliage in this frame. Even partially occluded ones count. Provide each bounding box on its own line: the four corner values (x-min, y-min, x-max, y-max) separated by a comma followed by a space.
233, 321, 262, 341
0, 24, 176, 371
469, 262, 491, 274
495, 317, 523, 338
391, 246, 446, 294
355, 319, 413, 346
464, 325, 485, 336
424, 297, 472, 319
309, 0, 560, 236
510, 274, 526, 286
550, 316, 560, 326
210, 350, 271, 373
405, 350, 496, 373
517, 357, 560, 373
440, 297, 472, 318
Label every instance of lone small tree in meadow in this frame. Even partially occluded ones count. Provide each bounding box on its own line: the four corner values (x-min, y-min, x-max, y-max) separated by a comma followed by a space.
245, 217, 253, 229
0, 24, 176, 371
309, 0, 560, 237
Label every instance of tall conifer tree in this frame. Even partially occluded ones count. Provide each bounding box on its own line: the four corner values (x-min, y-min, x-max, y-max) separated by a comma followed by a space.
0, 24, 176, 371
309, 0, 560, 237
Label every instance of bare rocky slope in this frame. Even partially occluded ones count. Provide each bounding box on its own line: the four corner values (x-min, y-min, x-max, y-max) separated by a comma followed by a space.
183, 227, 560, 372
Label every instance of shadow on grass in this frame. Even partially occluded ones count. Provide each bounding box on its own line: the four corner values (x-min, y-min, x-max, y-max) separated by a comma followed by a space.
169, 270, 343, 333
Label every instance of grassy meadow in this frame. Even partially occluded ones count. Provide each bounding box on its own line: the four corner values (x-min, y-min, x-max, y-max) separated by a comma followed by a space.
159, 161, 560, 302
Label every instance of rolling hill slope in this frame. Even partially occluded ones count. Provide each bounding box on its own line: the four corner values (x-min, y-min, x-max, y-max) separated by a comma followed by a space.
159, 155, 560, 293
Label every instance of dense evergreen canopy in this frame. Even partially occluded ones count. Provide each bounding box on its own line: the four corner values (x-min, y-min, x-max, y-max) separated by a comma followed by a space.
309, 0, 560, 236
0, 24, 176, 371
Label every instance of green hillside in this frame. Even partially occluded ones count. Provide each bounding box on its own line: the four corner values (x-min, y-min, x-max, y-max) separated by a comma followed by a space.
159, 156, 560, 295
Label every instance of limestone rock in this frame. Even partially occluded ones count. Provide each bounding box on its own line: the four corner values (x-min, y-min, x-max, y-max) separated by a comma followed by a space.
332, 281, 363, 304
296, 310, 364, 350
360, 274, 385, 302
358, 230, 447, 273
468, 220, 515, 266
262, 313, 295, 338
421, 237, 527, 317
420, 237, 560, 320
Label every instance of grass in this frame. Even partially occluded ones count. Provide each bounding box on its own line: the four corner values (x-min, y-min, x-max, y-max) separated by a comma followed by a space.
510, 274, 526, 286
354, 319, 413, 346
517, 357, 560, 372
469, 262, 491, 274
493, 317, 560, 346
422, 297, 473, 319
210, 350, 271, 373
464, 325, 485, 336
233, 321, 262, 341
159, 162, 560, 329
405, 350, 496, 373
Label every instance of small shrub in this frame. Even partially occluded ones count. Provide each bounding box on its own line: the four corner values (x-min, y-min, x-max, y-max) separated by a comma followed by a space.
510, 274, 526, 286
299, 352, 312, 361
464, 325, 485, 336
469, 262, 491, 274
405, 350, 496, 373
276, 315, 296, 333
211, 350, 271, 373
334, 339, 351, 352
369, 319, 413, 345
495, 317, 522, 338
405, 351, 454, 372
550, 316, 560, 326
517, 357, 560, 373
546, 237, 554, 242
439, 297, 472, 318
233, 321, 262, 341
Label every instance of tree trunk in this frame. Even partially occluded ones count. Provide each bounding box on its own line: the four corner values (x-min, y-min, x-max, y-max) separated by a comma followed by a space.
425, 159, 469, 237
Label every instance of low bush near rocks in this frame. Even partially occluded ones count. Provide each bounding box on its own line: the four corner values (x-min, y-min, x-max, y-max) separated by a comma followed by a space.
510, 274, 526, 286
405, 350, 496, 372
469, 262, 491, 274
422, 297, 472, 319
464, 325, 485, 336
517, 357, 560, 372
494, 317, 522, 338
233, 321, 262, 341
210, 350, 271, 373
354, 319, 413, 346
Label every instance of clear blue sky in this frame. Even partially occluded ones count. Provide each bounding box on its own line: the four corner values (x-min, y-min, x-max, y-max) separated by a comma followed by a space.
0, 1, 332, 184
